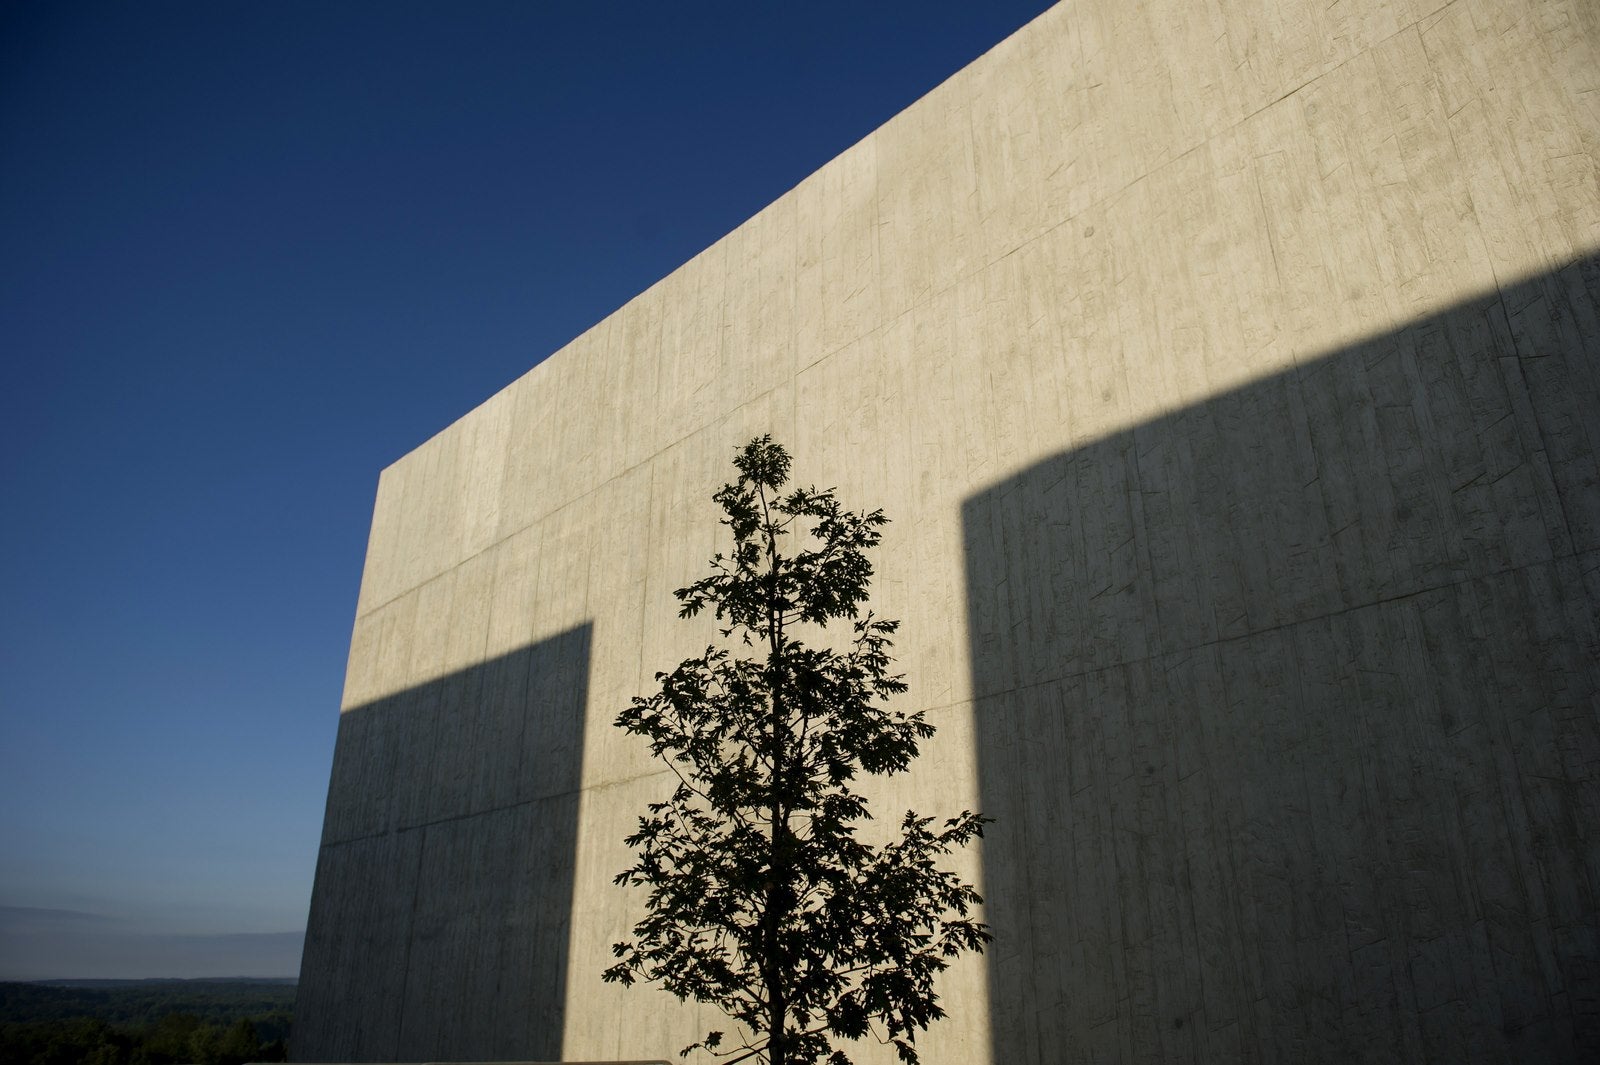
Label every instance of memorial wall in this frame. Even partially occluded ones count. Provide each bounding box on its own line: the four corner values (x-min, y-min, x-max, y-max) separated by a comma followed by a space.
296, 0, 1600, 1060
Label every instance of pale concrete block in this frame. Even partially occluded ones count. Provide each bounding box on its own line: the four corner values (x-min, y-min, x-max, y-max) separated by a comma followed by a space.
636, 386, 798, 681
560, 770, 702, 1062
963, 15, 1063, 262
540, 328, 625, 521
872, 87, 975, 320
337, 600, 384, 713
456, 384, 513, 562
803, 136, 881, 362
651, 240, 730, 440
390, 421, 465, 604
484, 523, 543, 661
610, 283, 668, 473
496, 356, 560, 541
637, 429, 736, 685
306, 2, 1600, 1061
352, 467, 398, 618
720, 195, 800, 407
441, 546, 495, 676
1422, 0, 1600, 280
352, 454, 420, 617
575, 465, 656, 790
404, 568, 456, 688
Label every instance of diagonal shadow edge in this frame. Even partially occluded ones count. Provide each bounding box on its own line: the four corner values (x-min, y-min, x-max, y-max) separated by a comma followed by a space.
962, 252, 1599, 1062
293, 623, 592, 1063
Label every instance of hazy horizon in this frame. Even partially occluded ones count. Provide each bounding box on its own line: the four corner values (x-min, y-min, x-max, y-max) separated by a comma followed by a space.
0, 907, 302, 982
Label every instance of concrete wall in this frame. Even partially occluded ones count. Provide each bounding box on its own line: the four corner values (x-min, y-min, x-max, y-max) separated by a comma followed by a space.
295, 0, 1600, 1060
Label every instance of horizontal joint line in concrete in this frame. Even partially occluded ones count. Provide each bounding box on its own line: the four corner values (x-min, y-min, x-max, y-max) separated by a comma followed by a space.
972, 545, 1597, 706
354, 3, 1455, 625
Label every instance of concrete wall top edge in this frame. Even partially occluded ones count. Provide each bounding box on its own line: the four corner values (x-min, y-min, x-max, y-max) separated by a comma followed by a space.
370, 3, 1061, 484
351, 0, 1600, 616
345, 3, 1071, 616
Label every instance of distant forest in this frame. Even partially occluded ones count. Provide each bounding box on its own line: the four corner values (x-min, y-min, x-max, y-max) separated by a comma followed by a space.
0, 979, 293, 1065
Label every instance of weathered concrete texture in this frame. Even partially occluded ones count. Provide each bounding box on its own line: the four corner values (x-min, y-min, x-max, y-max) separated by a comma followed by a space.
965, 256, 1600, 1062
296, 0, 1600, 1061
297, 626, 592, 1061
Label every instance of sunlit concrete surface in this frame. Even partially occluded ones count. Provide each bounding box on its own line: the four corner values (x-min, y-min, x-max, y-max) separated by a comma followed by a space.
296, 0, 1600, 1061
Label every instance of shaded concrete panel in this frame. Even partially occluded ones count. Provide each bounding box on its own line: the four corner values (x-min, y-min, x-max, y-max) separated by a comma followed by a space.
295, 624, 591, 1062
292, 828, 422, 1063
398, 796, 581, 1060
964, 256, 1600, 1063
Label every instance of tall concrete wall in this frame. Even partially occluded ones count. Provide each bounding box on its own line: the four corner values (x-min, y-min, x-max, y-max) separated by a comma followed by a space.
295, 0, 1600, 1060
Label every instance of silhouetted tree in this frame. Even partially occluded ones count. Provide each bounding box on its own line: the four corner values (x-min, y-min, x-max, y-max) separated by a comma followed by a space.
605, 436, 989, 1065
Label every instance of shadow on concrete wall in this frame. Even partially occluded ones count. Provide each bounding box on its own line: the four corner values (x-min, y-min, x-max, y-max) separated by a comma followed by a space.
293, 623, 592, 1063
962, 255, 1599, 1062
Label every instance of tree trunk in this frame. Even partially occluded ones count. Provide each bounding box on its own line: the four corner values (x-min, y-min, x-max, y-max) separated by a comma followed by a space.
763, 487, 788, 1065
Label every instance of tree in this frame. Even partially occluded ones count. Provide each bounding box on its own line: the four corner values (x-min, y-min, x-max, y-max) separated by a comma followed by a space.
604, 436, 990, 1065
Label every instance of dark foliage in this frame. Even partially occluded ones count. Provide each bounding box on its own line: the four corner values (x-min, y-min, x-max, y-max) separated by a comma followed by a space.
0, 981, 291, 1065
604, 437, 989, 1065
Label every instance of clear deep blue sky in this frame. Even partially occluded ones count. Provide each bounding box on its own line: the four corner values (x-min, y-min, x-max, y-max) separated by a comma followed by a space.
0, 0, 1052, 979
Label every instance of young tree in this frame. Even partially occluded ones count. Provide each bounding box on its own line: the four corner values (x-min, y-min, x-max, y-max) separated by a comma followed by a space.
604, 436, 990, 1065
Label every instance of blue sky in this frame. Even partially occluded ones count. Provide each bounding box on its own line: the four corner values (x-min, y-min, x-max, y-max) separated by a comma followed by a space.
0, 0, 1052, 980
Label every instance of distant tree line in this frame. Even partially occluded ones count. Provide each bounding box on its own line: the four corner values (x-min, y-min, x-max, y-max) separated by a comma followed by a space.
0, 981, 292, 1065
